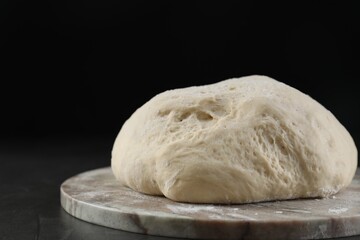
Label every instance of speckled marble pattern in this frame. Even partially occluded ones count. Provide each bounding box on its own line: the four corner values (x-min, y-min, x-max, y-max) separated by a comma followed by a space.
61, 168, 360, 240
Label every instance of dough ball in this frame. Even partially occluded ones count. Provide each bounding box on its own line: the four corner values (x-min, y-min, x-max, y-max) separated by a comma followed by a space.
111, 75, 357, 203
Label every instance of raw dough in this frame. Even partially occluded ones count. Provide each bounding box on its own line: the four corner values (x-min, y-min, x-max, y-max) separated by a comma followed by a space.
111, 75, 357, 203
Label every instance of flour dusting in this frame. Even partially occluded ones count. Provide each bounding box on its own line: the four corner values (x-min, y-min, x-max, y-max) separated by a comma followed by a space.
328, 207, 348, 214
166, 204, 215, 214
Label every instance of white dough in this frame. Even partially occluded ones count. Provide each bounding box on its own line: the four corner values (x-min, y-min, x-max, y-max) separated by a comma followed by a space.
111, 75, 357, 203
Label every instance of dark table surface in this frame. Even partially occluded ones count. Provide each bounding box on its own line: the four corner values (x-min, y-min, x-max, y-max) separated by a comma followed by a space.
1, 135, 359, 240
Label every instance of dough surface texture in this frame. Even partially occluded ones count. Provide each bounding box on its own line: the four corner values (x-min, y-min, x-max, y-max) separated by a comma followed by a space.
111, 75, 357, 203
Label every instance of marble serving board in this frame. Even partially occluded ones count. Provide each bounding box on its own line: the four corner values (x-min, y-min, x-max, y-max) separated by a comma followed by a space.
61, 167, 360, 240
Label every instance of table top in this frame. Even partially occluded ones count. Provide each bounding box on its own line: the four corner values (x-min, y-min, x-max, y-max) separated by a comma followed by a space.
1, 136, 359, 240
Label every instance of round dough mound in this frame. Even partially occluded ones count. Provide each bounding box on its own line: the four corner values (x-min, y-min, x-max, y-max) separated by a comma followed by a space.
111, 75, 357, 203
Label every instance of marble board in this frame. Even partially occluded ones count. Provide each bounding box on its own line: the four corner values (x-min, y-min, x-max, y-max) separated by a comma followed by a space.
61, 167, 360, 240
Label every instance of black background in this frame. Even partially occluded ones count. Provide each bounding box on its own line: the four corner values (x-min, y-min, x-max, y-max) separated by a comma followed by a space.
2, 1, 359, 148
